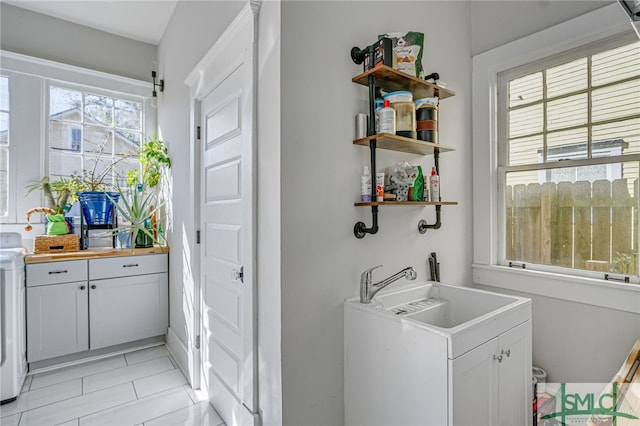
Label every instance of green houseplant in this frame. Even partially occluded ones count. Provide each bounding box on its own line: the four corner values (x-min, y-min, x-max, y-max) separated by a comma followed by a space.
102, 137, 171, 249
126, 136, 171, 189
24, 176, 76, 233
25, 176, 74, 214
108, 183, 164, 249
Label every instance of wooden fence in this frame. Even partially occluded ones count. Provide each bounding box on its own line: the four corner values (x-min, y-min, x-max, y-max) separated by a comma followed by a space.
505, 179, 639, 275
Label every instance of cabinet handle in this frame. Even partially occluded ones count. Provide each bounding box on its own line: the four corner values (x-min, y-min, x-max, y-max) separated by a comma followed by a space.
501, 349, 511, 358
79, 285, 86, 290
48, 270, 68, 275
91, 285, 97, 289
493, 354, 503, 363
123, 264, 139, 268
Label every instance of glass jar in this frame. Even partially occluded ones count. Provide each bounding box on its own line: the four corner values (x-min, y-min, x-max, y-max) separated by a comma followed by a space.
384, 91, 416, 139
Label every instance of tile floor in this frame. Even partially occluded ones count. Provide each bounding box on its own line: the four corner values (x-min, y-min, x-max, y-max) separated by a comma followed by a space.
0, 345, 225, 426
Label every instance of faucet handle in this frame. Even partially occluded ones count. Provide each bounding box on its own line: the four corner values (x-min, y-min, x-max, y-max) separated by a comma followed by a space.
361, 264, 383, 283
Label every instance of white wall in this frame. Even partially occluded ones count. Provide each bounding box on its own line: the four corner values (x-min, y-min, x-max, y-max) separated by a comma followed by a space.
156, 0, 244, 376
0, 3, 156, 81
470, 0, 613, 55
281, 1, 472, 424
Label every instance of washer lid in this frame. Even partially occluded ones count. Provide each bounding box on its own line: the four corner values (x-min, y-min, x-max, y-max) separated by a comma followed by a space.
0, 232, 23, 249
0, 247, 26, 265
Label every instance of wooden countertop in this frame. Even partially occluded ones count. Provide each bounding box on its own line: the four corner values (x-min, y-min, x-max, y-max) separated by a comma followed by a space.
25, 246, 170, 264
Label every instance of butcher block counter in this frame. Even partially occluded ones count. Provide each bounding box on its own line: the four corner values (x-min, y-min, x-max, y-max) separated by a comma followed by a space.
25, 246, 169, 264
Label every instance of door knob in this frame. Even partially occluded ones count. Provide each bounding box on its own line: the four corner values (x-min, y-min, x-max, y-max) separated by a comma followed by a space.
80, 285, 86, 290
493, 354, 503, 363
91, 285, 97, 290
501, 349, 511, 358
231, 267, 244, 283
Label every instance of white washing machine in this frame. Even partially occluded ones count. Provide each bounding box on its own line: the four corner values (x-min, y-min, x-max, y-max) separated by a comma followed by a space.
0, 232, 27, 404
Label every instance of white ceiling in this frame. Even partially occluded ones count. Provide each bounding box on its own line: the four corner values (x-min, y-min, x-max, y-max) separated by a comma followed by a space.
4, 1, 178, 45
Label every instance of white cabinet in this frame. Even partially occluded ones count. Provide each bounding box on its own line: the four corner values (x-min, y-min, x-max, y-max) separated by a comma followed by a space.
26, 254, 168, 363
26, 260, 89, 362
450, 321, 532, 426
344, 284, 532, 426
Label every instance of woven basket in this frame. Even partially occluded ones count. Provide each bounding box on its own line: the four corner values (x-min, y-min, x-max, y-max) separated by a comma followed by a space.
34, 234, 80, 254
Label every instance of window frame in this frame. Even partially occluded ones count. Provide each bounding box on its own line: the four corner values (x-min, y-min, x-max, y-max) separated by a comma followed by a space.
0, 73, 15, 222
0, 50, 155, 225
472, 3, 640, 312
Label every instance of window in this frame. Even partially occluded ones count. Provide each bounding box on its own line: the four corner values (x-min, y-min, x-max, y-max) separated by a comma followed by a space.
0, 51, 154, 224
498, 37, 640, 278
49, 86, 143, 187
0, 76, 9, 217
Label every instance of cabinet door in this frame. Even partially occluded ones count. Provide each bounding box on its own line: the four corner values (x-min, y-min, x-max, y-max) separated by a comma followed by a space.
498, 321, 532, 426
89, 273, 168, 350
450, 337, 500, 426
26, 282, 89, 362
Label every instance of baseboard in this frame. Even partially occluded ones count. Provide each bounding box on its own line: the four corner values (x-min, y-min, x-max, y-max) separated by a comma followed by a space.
166, 327, 190, 384
29, 336, 164, 374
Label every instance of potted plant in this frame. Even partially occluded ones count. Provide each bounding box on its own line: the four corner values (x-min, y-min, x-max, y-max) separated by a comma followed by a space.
72, 134, 136, 225
24, 176, 75, 234
126, 136, 172, 190
123, 136, 172, 246
107, 183, 164, 250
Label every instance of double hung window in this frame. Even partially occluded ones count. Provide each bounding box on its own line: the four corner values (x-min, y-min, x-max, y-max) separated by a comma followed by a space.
498, 37, 640, 279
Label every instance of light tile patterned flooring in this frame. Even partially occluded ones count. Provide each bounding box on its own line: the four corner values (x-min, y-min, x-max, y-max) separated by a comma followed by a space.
0, 345, 225, 426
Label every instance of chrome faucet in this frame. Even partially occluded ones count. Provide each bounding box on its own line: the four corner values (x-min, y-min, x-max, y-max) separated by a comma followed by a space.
360, 265, 417, 304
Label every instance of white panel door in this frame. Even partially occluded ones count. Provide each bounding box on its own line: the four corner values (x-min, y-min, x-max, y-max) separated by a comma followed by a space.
200, 46, 256, 425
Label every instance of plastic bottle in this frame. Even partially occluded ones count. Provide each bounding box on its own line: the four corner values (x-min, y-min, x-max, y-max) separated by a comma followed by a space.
429, 166, 440, 202
374, 98, 384, 134
361, 166, 372, 202
376, 172, 385, 202
158, 223, 164, 246
378, 99, 396, 135
384, 91, 416, 139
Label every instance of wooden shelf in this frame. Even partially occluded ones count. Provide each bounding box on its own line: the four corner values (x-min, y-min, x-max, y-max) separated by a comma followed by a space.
353, 133, 455, 155
355, 201, 458, 207
352, 65, 455, 100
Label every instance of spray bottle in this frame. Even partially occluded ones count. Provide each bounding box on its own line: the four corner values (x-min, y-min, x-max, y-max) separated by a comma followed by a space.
429, 166, 440, 202
361, 166, 372, 202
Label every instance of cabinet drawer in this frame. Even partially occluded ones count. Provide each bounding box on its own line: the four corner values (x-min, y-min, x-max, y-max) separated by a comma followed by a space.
27, 260, 88, 287
89, 254, 168, 280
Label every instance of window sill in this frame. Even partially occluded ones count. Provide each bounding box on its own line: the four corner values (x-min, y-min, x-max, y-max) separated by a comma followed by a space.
472, 264, 640, 314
